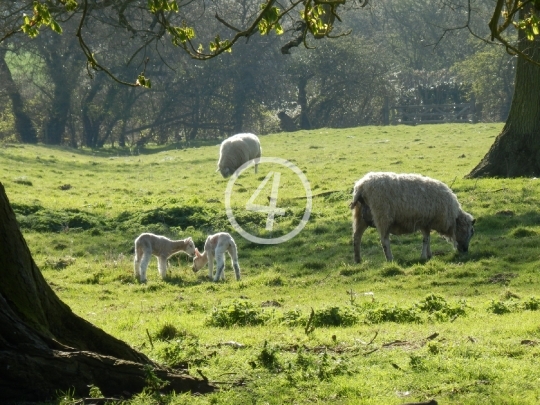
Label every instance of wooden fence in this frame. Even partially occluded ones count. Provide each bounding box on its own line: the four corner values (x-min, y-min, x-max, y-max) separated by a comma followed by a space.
382, 98, 478, 125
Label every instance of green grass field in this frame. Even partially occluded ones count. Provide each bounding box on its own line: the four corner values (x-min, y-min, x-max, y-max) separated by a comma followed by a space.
2, 123, 540, 404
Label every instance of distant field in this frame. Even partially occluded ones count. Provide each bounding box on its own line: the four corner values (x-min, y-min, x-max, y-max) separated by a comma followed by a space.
2, 123, 540, 404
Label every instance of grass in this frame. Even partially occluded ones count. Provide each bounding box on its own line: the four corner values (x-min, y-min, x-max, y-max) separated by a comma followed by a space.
2, 123, 540, 404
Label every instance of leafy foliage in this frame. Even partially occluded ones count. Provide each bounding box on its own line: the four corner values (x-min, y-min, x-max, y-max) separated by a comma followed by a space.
311, 305, 358, 327
206, 300, 270, 327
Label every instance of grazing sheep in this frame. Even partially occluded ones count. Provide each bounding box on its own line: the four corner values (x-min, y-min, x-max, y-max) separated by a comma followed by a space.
192, 232, 241, 282
349, 172, 475, 262
134, 233, 196, 282
217, 133, 262, 178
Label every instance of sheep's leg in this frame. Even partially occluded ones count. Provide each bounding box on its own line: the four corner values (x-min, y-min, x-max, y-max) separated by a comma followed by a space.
352, 204, 369, 263
214, 252, 226, 282
139, 252, 151, 283
157, 256, 168, 279
379, 230, 394, 261
207, 252, 214, 279
421, 230, 432, 260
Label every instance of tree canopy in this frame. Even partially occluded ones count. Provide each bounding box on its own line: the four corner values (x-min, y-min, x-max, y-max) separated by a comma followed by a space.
3, 0, 540, 84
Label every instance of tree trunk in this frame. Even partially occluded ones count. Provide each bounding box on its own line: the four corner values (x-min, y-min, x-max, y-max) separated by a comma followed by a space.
468, 5, 540, 178
0, 49, 38, 144
42, 34, 75, 145
0, 183, 214, 402
298, 76, 312, 130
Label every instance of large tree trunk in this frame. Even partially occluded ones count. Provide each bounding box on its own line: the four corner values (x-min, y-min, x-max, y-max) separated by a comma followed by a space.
0, 183, 214, 402
0, 49, 38, 144
468, 6, 540, 178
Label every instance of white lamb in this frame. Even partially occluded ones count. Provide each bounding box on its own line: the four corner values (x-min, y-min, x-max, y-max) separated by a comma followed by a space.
349, 172, 475, 262
133, 233, 196, 283
217, 133, 262, 178
192, 232, 241, 282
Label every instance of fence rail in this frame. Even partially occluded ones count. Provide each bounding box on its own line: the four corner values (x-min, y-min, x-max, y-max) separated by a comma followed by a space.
382, 99, 478, 125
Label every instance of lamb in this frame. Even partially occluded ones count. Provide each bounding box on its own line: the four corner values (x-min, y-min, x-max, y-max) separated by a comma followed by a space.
133, 233, 196, 283
349, 172, 475, 262
217, 133, 262, 178
192, 232, 241, 282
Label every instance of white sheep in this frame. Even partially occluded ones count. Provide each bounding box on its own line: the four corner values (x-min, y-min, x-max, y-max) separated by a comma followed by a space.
192, 232, 241, 282
217, 133, 262, 178
349, 172, 475, 262
133, 233, 196, 282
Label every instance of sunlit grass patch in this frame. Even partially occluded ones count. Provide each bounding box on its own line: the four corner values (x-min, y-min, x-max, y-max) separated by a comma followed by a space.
5, 124, 540, 403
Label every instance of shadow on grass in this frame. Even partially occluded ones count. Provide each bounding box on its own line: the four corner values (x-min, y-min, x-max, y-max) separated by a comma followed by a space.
164, 273, 205, 287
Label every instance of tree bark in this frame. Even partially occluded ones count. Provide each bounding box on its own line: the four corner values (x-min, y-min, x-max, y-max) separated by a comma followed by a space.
42, 33, 77, 145
81, 77, 107, 148
0, 183, 214, 402
468, 5, 540, 178
298, 75, 312, 130
0, 48, 38, 144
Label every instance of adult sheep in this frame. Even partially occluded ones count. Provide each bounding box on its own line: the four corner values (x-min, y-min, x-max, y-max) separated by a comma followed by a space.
217, 133, 261, 178
349, 172, 475, 262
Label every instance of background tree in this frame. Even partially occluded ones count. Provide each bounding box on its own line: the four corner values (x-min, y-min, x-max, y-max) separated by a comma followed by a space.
0, 47, 38, 143
451, 42, 514, 122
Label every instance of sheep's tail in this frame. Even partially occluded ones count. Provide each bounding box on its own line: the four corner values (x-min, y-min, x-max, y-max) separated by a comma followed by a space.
350, 187, 366, 240
349, 187, 365, 210
352, 202, 362, 234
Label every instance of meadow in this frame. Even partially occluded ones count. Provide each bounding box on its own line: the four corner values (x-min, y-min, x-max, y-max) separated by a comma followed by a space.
2, 123, 540, 405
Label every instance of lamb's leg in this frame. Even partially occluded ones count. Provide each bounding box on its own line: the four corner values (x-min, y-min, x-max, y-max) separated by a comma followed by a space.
352, 204, 369, 263
157, 256, 168, 279
228, 245, 241, 281
207, 252, 214, 279
232, 262, 241, 281
139, 251, 152, 283
214, 253, 226, 282
133, 247, 141, 280
421, 229, 432, 260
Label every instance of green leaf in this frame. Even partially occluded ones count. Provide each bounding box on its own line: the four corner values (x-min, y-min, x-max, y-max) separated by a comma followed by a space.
62, 0, 78, 12
51, 21, 63, 34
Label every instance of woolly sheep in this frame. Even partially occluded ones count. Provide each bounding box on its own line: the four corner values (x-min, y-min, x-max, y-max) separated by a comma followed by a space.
349, 172, 475, 262
217, 133, 261, 178
134, 233, 196, 283
192, 232, 241, 282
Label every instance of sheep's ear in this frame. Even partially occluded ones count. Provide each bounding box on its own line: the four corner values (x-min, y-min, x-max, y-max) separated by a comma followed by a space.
195, 248, 202, 257
472, 219, 476, 225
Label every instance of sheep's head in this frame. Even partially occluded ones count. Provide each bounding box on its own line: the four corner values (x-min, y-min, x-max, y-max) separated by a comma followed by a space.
455, 211, 475, 253
218, 166, 231, 178
184, 237, 196, 257
192, 248, 208, 272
